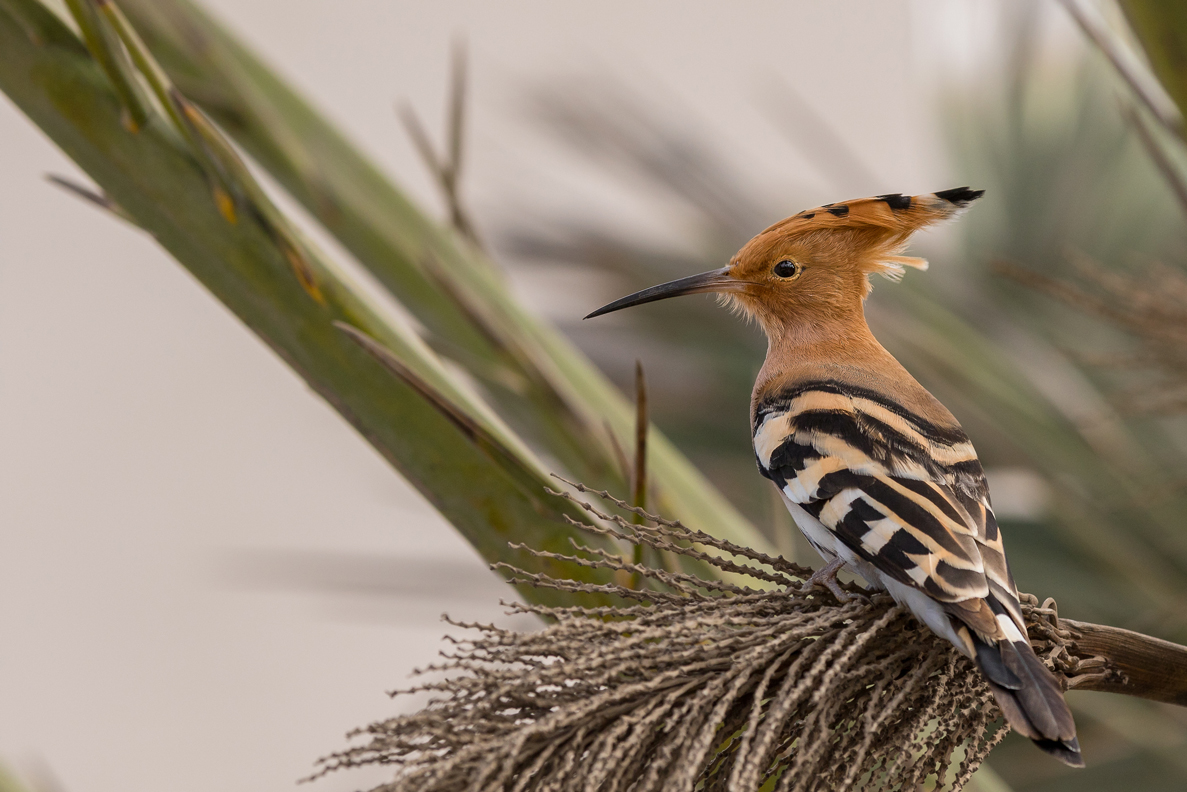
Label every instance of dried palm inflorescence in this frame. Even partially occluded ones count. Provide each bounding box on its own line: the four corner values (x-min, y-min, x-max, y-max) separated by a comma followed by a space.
315, 482, 1037, 792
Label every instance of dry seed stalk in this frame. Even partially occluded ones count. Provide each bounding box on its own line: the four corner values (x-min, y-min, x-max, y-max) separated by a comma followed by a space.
315, 485, 1109, 792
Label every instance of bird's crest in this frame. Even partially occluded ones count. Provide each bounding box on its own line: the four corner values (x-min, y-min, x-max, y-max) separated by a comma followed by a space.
584, 187, 985, 328
750, 187, 984, 285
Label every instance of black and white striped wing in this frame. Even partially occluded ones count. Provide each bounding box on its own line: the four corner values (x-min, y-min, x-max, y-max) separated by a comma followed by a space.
753, 382, 1021, 630
754, 381, 1080, 763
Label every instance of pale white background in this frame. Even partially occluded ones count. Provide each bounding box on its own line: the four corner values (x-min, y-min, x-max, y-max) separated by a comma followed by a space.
0, 3, 1077, 792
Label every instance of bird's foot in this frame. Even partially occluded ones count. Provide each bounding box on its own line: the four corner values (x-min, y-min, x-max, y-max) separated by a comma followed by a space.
798, 557, 855, 603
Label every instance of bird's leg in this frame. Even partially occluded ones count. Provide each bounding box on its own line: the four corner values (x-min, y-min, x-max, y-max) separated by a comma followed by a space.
799, 556, 852, 603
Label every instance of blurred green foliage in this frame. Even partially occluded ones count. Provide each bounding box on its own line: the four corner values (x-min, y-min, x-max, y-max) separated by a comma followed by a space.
0, 0, 649, 610
0, 0, 781, 619
1122, 0, 1187, 136
0, 766, 28, 792
110, 0, 767, 556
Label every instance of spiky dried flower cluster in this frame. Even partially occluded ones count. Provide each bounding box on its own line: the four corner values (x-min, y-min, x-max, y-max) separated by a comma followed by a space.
312, 482, 1036, 792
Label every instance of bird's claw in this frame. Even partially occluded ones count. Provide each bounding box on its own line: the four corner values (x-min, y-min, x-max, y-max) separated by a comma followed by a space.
798, 557, 860, 603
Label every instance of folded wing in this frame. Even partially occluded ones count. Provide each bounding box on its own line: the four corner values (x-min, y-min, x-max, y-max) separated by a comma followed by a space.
754, 380, 1081, 766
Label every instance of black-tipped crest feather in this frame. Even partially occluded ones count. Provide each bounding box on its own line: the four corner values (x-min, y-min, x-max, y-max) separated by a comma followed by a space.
934, 186, 985, 205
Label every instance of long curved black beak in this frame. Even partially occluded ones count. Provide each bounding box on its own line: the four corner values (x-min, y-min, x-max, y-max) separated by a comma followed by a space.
585, 267, 738, 319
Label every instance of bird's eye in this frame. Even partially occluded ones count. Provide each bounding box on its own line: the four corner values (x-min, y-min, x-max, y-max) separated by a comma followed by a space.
773, 260, 801, 279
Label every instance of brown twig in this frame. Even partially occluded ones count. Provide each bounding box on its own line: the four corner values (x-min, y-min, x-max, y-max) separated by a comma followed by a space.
397, 39, 486, 251
1062, 619, 1187, 705
45, 173, 135, 224
630, 361, 649, 585
632, 359, 648, 513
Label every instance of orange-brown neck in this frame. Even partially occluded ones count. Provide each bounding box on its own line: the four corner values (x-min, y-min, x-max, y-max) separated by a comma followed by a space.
751, 305, 960, 430
754, 305, 880, 390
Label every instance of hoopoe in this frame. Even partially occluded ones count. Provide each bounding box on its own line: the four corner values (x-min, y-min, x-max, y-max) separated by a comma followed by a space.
586, 188, 1082, 767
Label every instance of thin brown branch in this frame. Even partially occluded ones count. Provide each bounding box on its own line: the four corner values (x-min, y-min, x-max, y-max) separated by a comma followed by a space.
396, 40, 486, 252
632, 359, 648, 512
45, 173, 135, 223
1062, 619, 1187, 705
1021, 596, 1187, 706
630, 360, 651, 585
396, 101, 444, 184
446, 37, 467, 196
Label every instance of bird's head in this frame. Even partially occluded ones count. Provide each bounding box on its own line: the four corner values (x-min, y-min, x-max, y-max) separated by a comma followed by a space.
586, 188, 983, 336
